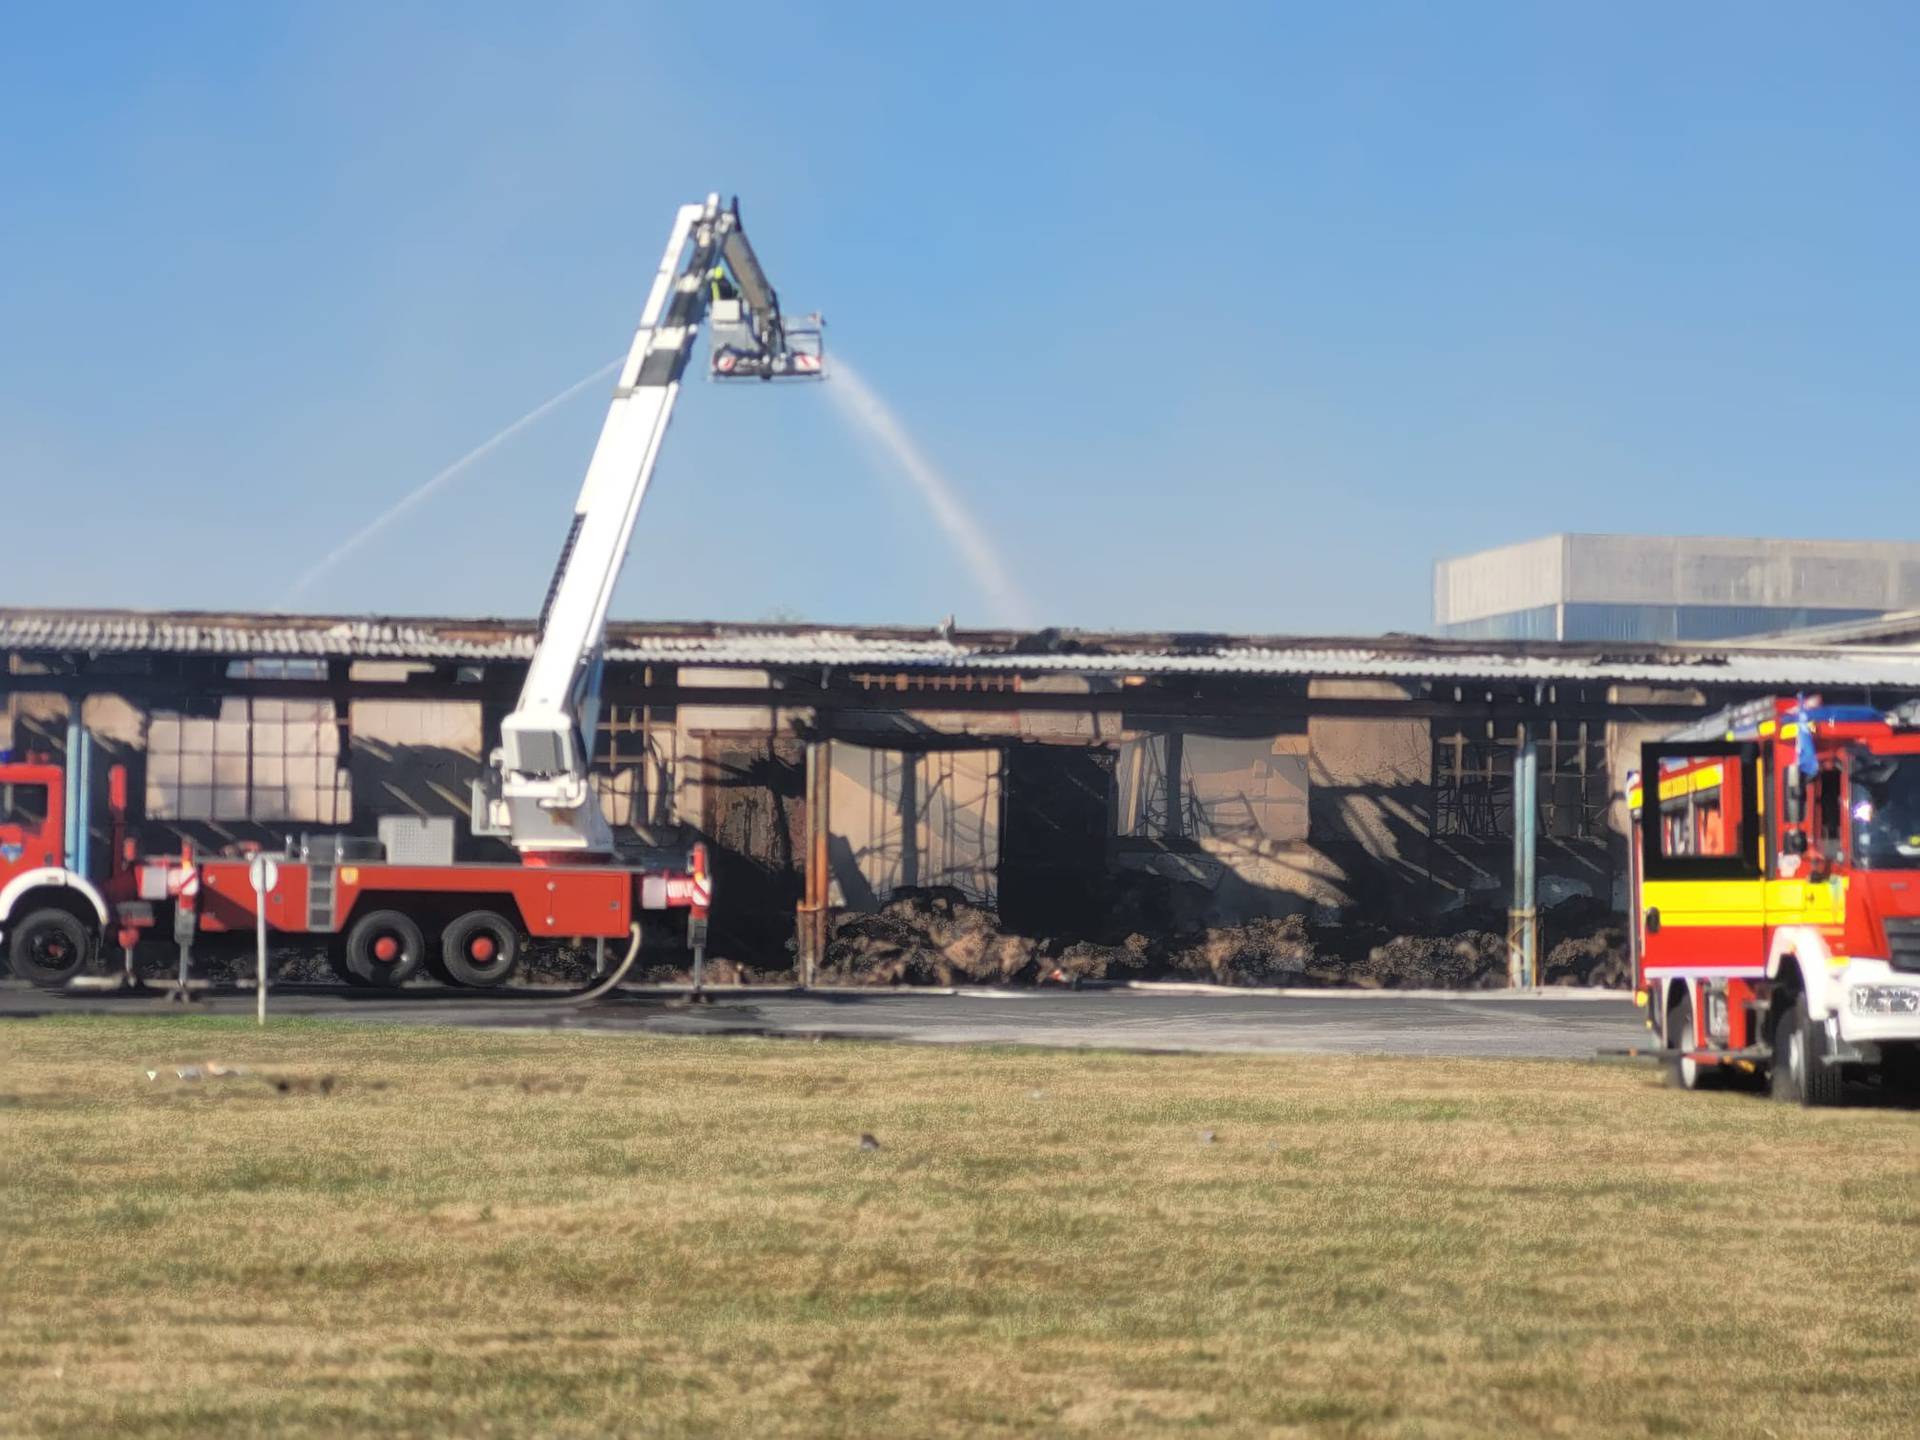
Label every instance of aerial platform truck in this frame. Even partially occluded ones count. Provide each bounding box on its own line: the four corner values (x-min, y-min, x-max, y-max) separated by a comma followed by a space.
0, 194, 825, 989
1630, 696, 1920, 1103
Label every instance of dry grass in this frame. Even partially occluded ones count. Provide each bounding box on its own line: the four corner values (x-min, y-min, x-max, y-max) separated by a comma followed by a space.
1, 1015, 1917, 1438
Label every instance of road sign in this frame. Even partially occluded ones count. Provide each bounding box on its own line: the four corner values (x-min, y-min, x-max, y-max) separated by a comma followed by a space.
249, 855, 278, 1025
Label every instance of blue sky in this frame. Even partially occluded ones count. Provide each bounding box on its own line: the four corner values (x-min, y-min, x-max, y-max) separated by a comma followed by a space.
3, 3, 1917, 635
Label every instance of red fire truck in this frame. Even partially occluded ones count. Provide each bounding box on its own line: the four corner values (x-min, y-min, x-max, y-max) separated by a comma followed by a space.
1630, 696, 1920, 1104
0, 752, 711, 988
1, 193, 820, 990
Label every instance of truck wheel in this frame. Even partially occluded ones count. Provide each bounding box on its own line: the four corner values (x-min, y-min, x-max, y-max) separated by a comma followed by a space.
1770, 994, 1844, 1107
342, 910, 425, 988
440, 911, 520, 988
1665, 991, 1710, 1091
8, 910, 95, 986
324, 944, 370, 988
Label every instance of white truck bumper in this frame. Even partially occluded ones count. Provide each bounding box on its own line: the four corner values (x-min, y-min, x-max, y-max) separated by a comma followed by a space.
1835, 958, 1920, 1047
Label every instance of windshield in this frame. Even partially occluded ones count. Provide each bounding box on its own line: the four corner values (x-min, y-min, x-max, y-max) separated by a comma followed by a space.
1849, 753, 1920, 868
1, 781, 49, 829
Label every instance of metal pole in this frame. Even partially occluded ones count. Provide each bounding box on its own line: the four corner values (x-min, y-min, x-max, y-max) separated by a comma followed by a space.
797, 743, 815, 984
800, 737, 831, 988
1510, 730, 1538, 988
256, 886, 268, 1026
249, 856, 276, 1024
76, 724, 92, 881
809, 739, 823, 987
170, 849, 196, 1004
63, 716, 82, 875
814, 739, 831, 987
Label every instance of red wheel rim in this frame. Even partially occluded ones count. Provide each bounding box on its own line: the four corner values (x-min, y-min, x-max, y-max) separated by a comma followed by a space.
469, 934, 497, 962
373, 934, 401, 963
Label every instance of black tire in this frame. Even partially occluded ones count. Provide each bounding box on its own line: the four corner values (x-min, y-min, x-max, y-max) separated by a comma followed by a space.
324, 943, 370, 988
1665, 990, 1710, 1091
1770, 993, 1845, 1107
342, 909, 425, 988
440, 910, 520, 988
8, 909, 95, 986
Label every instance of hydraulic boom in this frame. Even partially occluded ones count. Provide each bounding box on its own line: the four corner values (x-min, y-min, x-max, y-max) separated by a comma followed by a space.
478, 194, 823, 855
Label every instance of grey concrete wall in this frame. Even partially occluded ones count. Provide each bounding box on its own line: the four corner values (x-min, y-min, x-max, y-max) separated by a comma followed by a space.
1434, 535, 1565, 626
1567, 534, 1920, 609
1441, 533, 1920, 625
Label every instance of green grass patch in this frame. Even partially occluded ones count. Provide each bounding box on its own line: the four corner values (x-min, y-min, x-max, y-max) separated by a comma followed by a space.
1, 1014, 1916, 1436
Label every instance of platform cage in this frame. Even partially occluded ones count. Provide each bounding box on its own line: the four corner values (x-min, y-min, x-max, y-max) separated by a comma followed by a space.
708, 304, 825, 381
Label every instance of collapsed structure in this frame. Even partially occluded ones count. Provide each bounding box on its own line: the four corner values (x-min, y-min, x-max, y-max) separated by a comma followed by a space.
12, 607, 1920, 987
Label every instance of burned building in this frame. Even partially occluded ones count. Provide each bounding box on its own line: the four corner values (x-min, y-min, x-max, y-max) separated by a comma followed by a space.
10, 606, 1920, 985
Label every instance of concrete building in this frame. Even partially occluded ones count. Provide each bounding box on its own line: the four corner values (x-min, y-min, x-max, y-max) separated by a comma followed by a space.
10, 606, 1920, 974
1434, 534, 1920, 643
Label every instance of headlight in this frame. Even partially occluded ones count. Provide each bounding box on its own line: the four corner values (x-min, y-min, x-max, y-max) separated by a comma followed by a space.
1851, 985, 1920, 1016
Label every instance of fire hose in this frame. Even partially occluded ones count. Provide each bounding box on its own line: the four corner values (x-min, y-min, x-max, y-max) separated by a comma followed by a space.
555, 923, 644, 1005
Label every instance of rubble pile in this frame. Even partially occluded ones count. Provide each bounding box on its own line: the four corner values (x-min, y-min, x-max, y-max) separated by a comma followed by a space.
160, 889, 1630, 992
1331, 928, 1511, 990
821, 889, 1040, 986
1163, 914, 1317, 986
1047, 932, 1154, 985
1540, 897, 1631, 988
813, 889, 1629, 990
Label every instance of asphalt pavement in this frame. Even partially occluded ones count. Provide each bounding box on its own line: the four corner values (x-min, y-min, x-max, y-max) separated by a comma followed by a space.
0, 980, 1646, 1060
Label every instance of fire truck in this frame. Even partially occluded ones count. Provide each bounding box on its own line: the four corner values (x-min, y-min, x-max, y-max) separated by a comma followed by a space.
0, 193, 823, 990
1630, 695, 1920, 1104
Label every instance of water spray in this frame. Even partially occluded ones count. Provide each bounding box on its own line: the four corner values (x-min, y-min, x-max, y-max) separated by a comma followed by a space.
281, 357, 622, 607
825, 356, 1035, 629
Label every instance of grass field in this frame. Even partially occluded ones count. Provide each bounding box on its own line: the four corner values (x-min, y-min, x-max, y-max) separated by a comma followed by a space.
2, 1017, 1917, 1438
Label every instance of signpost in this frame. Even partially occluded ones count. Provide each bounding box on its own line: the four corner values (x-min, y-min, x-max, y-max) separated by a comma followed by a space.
248, 854, 278, 1025
170, 854, 198, 998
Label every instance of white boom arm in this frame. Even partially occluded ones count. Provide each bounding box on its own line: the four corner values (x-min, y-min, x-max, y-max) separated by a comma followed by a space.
478, 194, 818, 854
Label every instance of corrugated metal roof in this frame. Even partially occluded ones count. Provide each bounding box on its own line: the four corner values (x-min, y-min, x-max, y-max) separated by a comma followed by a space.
1745, 607, 1920, 648
913, 646, 1920, 689
609, 633, 1920, 688
0, 613, 525, 661
9, 607, 1920, 689
608, 631, 967, 665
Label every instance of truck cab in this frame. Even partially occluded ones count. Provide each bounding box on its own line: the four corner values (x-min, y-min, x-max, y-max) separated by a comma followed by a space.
0, 758, 112, 984
1630, 698, 1920, 1103
1, 762, 62, 874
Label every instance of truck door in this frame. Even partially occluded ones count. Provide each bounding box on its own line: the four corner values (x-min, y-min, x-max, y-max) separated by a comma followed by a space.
1763, 752, 1849, 939
1638, 742, 1767, 983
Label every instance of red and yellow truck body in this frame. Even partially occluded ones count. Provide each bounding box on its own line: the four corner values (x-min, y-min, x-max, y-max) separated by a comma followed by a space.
1629, 697, 1920, 1102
